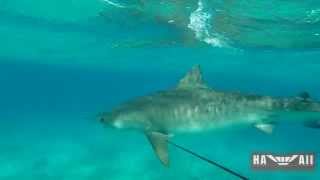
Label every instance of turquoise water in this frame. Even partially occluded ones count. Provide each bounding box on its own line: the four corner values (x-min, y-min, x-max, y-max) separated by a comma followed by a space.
1, 0, 320, 179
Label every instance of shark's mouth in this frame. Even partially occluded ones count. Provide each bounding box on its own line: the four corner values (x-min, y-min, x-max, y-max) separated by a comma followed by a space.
113, 121, 124, 128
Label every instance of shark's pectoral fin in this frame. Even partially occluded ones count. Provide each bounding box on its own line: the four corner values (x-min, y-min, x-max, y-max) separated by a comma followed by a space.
254, 123, 274, 134
145, 131, 169, 167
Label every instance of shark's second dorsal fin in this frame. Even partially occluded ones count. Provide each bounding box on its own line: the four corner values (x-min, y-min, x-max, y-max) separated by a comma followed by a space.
177, 65, 208, 89
296, 91, 311, 101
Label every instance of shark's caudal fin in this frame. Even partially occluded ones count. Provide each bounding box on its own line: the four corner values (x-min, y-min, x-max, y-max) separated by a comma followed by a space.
145, 131, 169, 166
176, 65, 208, 89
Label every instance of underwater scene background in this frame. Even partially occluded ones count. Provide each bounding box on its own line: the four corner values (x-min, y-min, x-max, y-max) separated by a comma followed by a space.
1, 0, 320, 179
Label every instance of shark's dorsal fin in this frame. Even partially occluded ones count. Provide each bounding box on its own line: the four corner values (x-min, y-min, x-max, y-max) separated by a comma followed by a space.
145, 131, 169, 167
177, 65, 208, 89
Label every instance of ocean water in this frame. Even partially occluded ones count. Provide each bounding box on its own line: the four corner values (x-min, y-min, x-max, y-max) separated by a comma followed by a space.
1, 0, 320, 179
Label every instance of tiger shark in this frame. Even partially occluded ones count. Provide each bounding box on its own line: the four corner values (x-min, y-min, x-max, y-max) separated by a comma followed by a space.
99, 65, 320, 166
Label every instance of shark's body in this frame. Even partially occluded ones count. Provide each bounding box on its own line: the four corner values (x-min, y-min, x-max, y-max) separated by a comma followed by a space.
99, 65, 320, 166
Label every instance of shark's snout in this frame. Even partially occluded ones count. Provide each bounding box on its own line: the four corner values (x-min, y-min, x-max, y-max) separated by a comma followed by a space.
98, 110, 127, 129
98, 112, 114, 124
98, 106, 147, 130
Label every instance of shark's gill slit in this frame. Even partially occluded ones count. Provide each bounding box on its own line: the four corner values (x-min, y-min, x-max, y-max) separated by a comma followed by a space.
167, 140, 249, 180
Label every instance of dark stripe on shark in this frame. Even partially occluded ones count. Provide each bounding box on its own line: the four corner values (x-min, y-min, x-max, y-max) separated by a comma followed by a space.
168, 140, 249, 180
